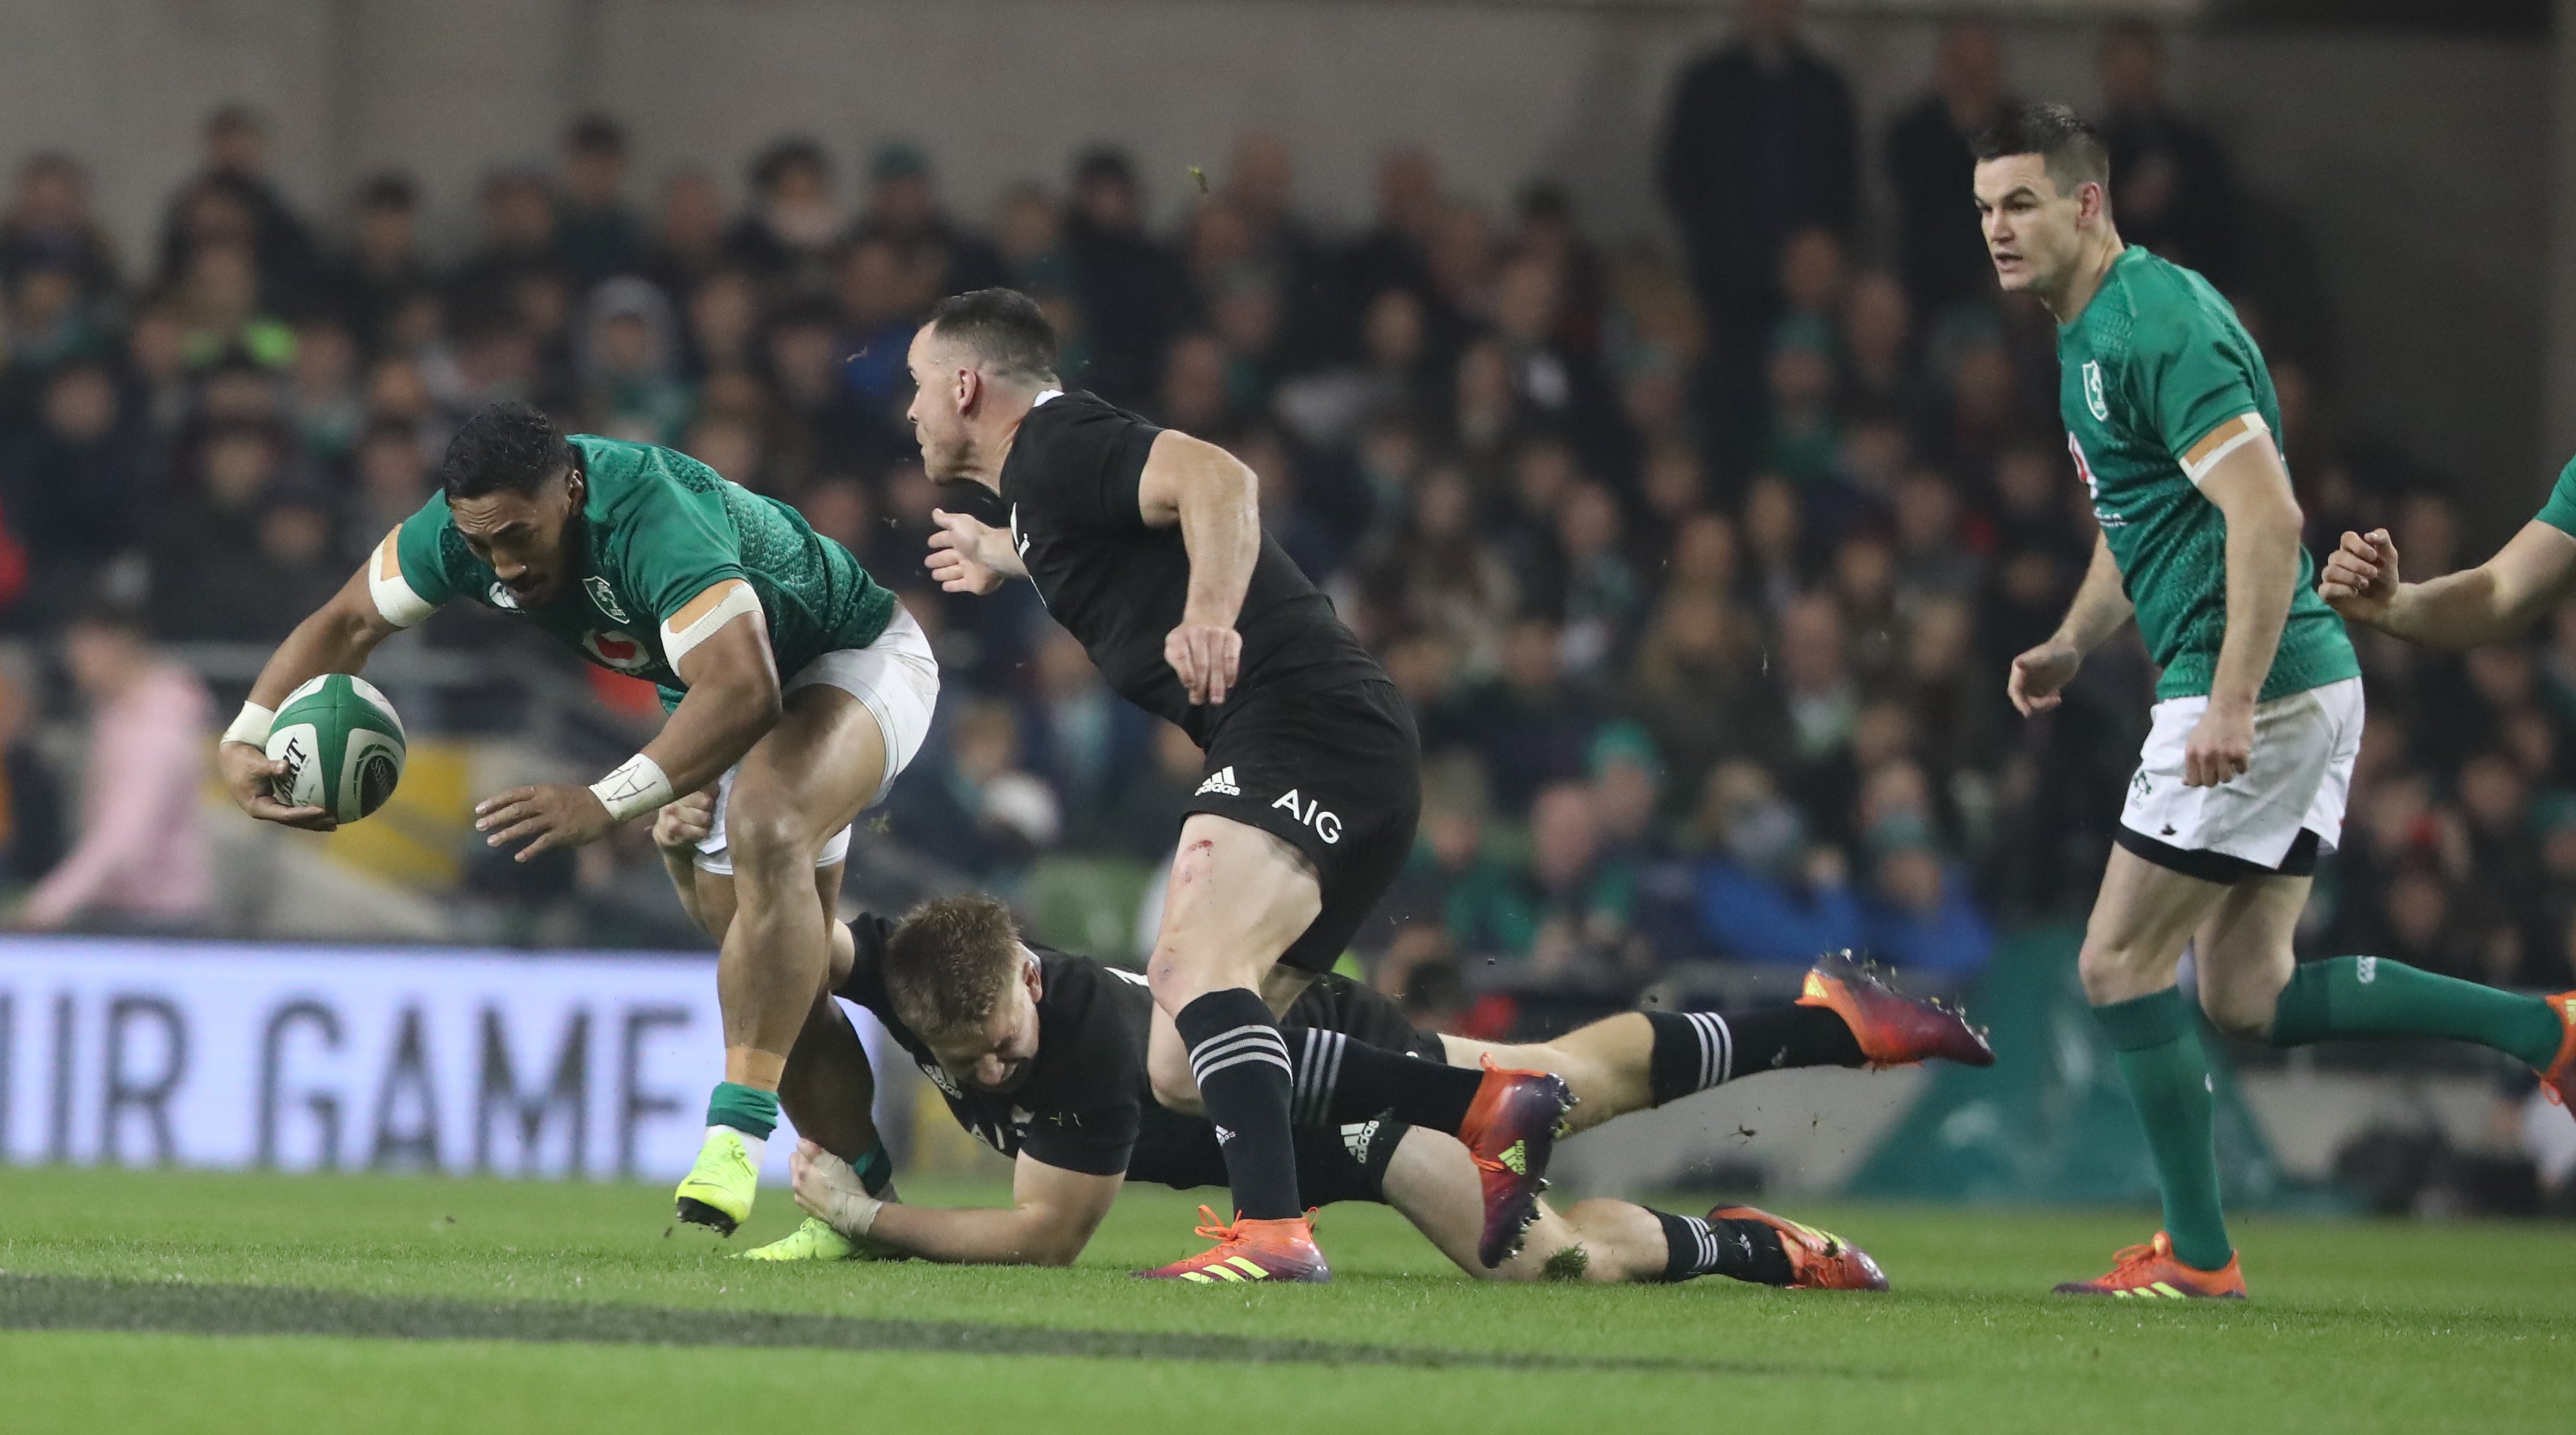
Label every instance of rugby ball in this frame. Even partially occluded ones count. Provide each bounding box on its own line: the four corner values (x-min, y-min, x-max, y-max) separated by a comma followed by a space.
266, 673, 407, 823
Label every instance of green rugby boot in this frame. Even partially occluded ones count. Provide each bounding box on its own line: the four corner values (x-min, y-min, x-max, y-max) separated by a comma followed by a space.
738, 1216, 858, 1262
674, 1128, 759, 1235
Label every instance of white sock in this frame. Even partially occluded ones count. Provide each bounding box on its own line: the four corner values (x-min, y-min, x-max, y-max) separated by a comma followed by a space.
709, 1125, 767, 1171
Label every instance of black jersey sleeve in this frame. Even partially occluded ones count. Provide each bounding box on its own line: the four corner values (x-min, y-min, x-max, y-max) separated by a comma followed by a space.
832, 913, 900, 1012
1022, 397, 1161, 535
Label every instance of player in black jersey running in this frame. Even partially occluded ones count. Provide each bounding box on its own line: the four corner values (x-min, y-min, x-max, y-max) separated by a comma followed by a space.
907, 290, 1569, 1280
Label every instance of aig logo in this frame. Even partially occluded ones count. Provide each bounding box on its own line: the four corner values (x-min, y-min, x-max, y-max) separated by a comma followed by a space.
1270, 788, 1341, 844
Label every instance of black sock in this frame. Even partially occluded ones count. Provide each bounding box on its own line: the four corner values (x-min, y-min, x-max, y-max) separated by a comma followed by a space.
1176, 990, 1303, 1221
1651, 1209, 1793, 1285
1283, 1026, 1482, 1133
1644, 1007, 1864, 1106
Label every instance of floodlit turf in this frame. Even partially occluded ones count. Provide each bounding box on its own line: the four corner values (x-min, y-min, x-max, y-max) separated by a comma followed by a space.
1, 1167, 2569, 1434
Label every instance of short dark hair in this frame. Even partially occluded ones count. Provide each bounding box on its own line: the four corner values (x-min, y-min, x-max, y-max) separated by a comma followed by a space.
565, 112, 628, 157
1971, 103, 2111, 195
882, 894, 1026, 1038
438, 402, 576, 500
924, 288, 1060, 385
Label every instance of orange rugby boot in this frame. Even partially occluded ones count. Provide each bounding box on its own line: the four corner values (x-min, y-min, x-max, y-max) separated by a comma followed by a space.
1456, 1057, 1575, 1268
1797, 956, 1996, 1069
2538, 992, 2576, 1107
1706, 1206, 1891, 1291
1136, 1207, 1331, 1285
2052, 1233, 2247, 1299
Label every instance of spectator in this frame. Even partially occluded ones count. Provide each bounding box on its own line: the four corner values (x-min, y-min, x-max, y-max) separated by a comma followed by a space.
178, 241, 295, 370
851, 141, 1007, 298
1061, 147, 1188, 407
557, 113, 647, 288
14, 602, 210, 934
2096, 21, 2241, 287
1859, 819, 1993, 982
1659, 0, 1858, 437
1341, 148, 1445, 332
449, 169, 562, 316
726, 136, 843, 295
577, 276, 691, 445
285, 317, 363, 463
0, 154, 120, 303
1023, 628, 1149, 848
1884, 22, 2011, 321
646, 168, 733, 303
4, 363, 141, 626
342, 418, 432, 561
1462, 617, 1597, 814
158, 105, 323, 315
1691, 761, 1863, 965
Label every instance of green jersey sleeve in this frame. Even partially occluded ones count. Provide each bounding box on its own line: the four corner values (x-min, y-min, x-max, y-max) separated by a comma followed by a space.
2534, 456, 2576, 539
382, 496, 464, 621
2126, 302, 2264, 467
610, 450, 750, 625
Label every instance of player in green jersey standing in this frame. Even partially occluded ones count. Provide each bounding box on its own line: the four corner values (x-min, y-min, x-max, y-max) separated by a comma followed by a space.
1972, 105, 2575, 1298
217, 403, 939, 1236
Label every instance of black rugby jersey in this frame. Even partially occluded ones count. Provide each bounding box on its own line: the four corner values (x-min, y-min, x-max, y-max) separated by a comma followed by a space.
837, 915, 1152, 1176
996, 390, 1379, 745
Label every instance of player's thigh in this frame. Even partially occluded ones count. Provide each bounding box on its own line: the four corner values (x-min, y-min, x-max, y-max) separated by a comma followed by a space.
2191, 873, 2310, 1040
2080, 844, 2232, 1003
724, 685, 887, 878
1145, 811, 1325, 1006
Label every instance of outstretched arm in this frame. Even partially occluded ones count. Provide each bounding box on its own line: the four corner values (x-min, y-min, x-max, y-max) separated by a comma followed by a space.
217, 555, 407, 830
2321, 520, 2576, 650
1137, 429, 1258, 705
794, 1143, 1120, 1267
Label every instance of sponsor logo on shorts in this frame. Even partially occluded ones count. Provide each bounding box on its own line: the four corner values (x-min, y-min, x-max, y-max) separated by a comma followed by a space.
1213, 1124, 1236, 1146
585, 575, 629, 622
2357, 955, 2377, 984
1271, 788, 1342, 844
2130, 768, 2153, 801
1196, 766, 1241, 797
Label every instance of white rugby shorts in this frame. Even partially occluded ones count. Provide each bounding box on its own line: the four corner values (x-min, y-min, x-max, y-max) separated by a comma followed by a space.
694, 603, 939, 876
2118, 675, 2363, 877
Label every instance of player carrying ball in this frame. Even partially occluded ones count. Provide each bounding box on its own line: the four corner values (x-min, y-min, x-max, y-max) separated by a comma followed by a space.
906, 290, 1569, 1280
216, 404, 937, 1237
1973, 104, 2576, 1299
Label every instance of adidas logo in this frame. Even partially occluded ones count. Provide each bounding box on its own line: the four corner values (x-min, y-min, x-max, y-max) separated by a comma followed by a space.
1195, 766, 1241, 797
1213, 1124, 1236, 1145
1342, 1119, 1379, 1164
1498, 1140, 1527, 1176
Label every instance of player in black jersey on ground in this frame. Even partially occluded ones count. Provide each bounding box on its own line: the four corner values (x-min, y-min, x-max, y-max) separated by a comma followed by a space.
906, 289, 1569, 1280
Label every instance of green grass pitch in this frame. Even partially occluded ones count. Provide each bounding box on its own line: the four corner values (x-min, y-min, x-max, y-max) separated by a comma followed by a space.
0, 1167, 2568, 1434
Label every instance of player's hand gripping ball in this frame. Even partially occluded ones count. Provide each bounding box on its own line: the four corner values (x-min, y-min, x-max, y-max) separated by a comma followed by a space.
264, 674, 408, 823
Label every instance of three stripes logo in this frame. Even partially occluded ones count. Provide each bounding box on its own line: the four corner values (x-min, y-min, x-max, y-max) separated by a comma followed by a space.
1179, 1256, 1274, 1285
1195, 766, 1241, 798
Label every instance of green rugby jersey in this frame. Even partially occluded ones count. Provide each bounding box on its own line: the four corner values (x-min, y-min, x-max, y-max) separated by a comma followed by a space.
2530, 453, 2576, 537
2059, 247, 2357, 703
380, 435, 896, 706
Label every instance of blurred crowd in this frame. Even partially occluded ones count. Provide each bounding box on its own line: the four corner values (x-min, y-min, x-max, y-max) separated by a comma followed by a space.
0, 11, 2561, 1019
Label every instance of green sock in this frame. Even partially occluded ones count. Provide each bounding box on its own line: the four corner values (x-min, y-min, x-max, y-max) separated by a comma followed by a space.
706, 1081, 780, 1140
2094, 989, 2232, 1273
2269, 956, 2564, 1069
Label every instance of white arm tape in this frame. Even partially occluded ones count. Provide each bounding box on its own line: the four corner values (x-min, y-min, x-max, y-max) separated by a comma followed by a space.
661, 581, 765, 669
221, 701, 276, 748
590, 754, 676, 825
368, 529, 437, 629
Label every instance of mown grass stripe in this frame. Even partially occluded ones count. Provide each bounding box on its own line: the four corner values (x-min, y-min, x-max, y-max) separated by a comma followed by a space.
0, 1273, 1897, 1379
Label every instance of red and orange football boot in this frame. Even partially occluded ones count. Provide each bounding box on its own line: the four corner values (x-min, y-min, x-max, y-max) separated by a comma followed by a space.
1135, 1206, 1332, 1285
1455, 1057, 1576, 1268
2052, 1233, 2247, 1299
2537, 992, 2576, 1108
1707, 1206, 1891, 1291
1797, 956, 1995, 1069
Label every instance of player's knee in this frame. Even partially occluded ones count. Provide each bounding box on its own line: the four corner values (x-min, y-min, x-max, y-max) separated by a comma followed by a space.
725, 809, 815, 882
2076, 937, 2164, 1005
1147, 1056, 1202, 1116
2200, 975, 2283, 1042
